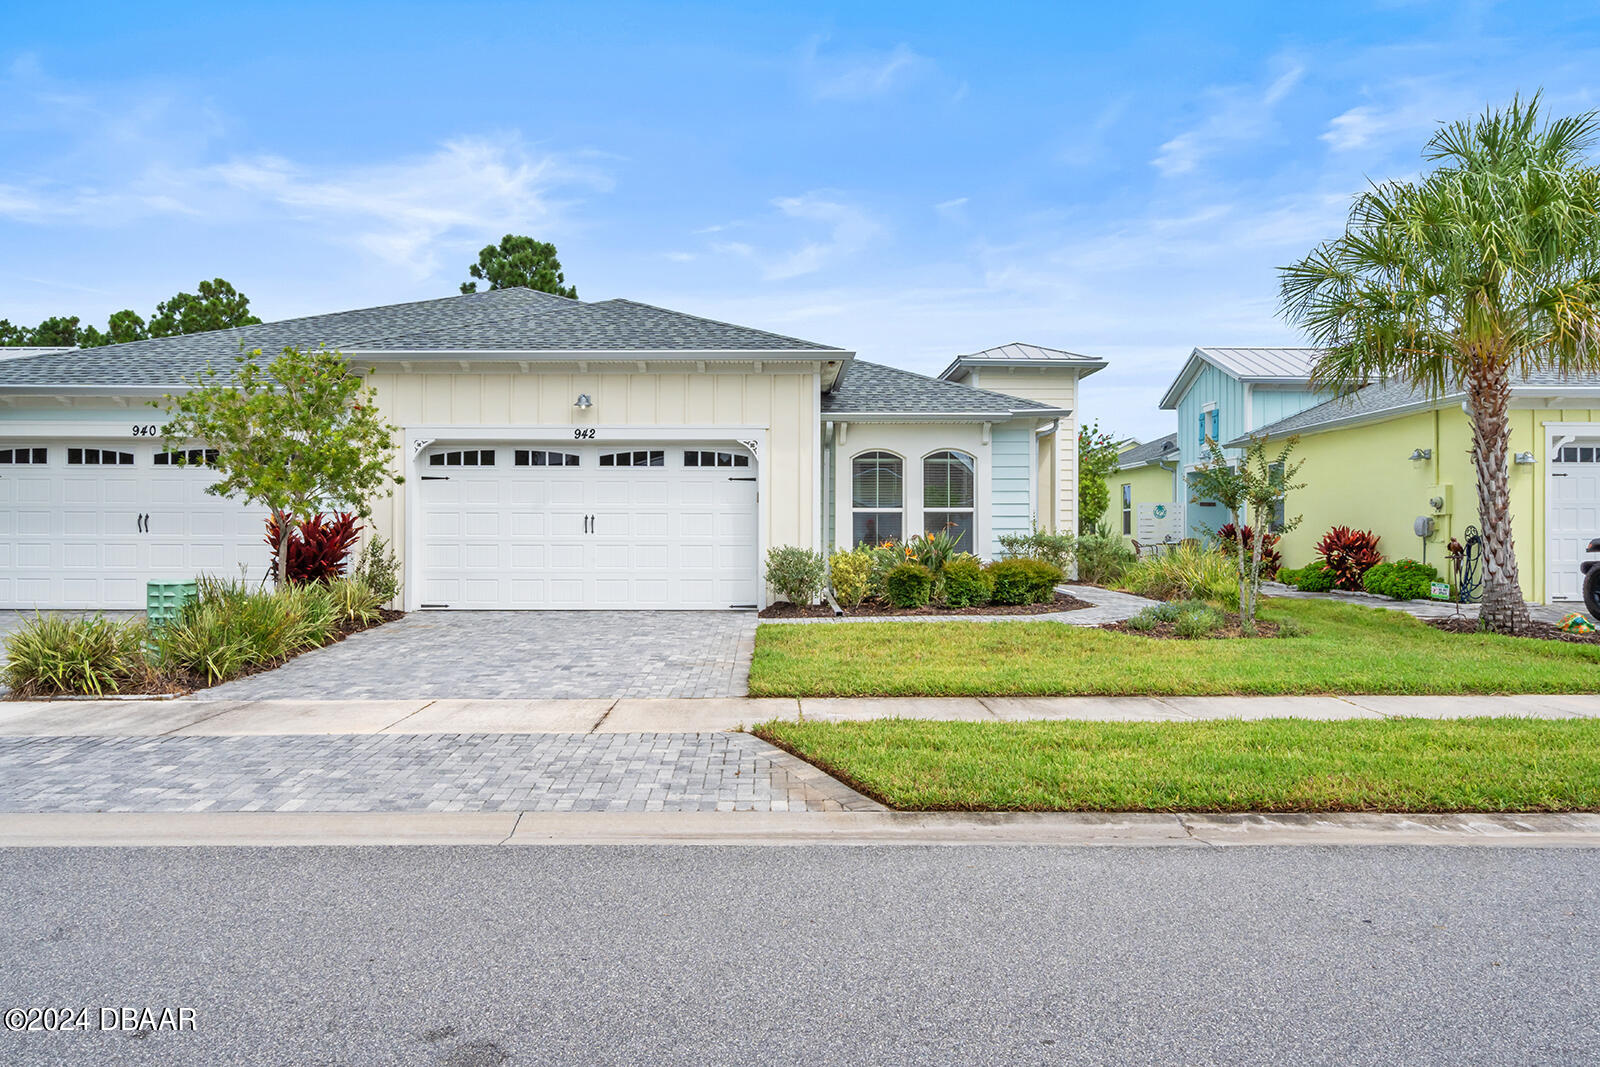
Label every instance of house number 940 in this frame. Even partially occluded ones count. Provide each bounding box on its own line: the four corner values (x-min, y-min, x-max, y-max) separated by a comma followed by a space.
131, 424, 160, 437
573, 428, 596, 439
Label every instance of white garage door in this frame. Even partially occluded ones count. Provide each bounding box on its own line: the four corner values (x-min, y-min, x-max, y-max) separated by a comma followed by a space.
417, 443, 759, 609
0, 442, 272, 610
1546, 439, 1600, 603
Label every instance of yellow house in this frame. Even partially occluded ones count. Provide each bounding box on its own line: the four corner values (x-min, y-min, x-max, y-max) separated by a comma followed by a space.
1237, 374, 1600, 607
1105, 433, 1181, 545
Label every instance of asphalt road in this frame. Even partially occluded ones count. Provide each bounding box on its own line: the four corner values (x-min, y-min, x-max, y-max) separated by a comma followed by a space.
1, 846, 1596, 1066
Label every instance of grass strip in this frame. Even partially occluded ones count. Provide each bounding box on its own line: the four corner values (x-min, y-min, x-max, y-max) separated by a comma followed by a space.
753, 717, 1600, 812
749, 599, 1600, 697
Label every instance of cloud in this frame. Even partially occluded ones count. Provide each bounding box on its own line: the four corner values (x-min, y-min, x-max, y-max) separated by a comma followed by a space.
708, 192, 883, 280
1152, 59, 1305, 176
802, 38, 930, 100
935, 197, 969, 221
206, 138, 607, 274
1320, 84, 1471, 152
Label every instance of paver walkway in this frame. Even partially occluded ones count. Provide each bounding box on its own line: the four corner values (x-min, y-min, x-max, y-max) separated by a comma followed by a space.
202, 610, 757, 700
0, 732, 883, 814
1262, 583, 1576, 624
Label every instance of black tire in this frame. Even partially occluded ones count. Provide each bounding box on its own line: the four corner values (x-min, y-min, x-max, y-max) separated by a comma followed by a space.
1584, 566, 1600, 621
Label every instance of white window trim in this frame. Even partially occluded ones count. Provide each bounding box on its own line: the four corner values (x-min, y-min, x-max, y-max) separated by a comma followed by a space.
849, 449, 906, 547
921, 448, 978, 551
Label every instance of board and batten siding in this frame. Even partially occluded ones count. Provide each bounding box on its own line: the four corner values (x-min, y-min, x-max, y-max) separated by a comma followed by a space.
988, 423, 1033, 556
363, 367, 820, 577
967, 367, 1077, 534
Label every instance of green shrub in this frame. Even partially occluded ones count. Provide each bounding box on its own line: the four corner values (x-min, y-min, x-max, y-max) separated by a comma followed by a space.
885, 562, 934, 608
986, 558, 1064, 605
1293, 562, 1337, 593
2, 613, 158, 697
153, 578, 342, 685
828, 549, 872, 609
863, 544, 903, 601
326, 578, 384, 627
765, 546, 826, 606
1274, 618, 1308, 638
1173, 604, 1226, 638
941, 555, 994, 608
1362, 559, 1439, 600
996, 530, 1076, 570
1075, 526, 1136, 585
352, 533, 402, 604
1275, 565, 1302, 586
1120, 543, 1238, 608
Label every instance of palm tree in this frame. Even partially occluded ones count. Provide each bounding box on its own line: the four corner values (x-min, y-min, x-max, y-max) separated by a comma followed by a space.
1280, 94, 1600, 633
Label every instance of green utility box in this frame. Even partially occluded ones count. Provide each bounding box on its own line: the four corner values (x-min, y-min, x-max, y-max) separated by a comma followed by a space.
146, 580, 198, 630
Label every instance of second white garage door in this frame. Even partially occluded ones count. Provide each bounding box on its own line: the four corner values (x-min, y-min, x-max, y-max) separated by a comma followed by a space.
0, 442, 272, 610
417, 444, 759, 609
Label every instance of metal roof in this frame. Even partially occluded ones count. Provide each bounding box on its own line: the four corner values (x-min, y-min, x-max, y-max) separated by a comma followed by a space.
823, 359, 1066, 420
939, 342, 1106, 382
1233, 369, 1600, 443
1158, 346, 1326, 409
0, 288, 849, 390
1115, 432, 1180, 469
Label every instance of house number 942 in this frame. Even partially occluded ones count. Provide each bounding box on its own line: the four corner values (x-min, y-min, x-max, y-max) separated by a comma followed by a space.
131, 424, 160, 437
573, 428, 596, 439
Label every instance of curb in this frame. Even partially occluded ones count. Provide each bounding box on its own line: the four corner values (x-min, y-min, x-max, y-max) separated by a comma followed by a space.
3, 810, 1598, 848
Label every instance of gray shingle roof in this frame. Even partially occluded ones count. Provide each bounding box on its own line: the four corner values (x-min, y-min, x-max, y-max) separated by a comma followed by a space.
823, 359, 1064, 418
1116, 432, 1179, 469
1234, 369, 1600, 443
0, 288, 846, 389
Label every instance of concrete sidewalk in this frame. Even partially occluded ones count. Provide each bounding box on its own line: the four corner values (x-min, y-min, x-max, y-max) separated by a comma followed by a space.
4, 810, 1599, 847
1, 692, 1598, 736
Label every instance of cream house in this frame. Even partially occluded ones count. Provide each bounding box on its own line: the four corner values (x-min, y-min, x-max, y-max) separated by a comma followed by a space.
0, 289, 1104, 611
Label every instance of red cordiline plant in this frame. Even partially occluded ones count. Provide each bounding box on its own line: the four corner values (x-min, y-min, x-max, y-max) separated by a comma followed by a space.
1216, 524, 1283, 577
1314, 526, 1382, 591
266, 512, 361, 585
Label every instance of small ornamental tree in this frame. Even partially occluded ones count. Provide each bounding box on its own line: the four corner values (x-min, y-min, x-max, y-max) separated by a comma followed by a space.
157, 345, 403, 586
1077, 421, 1122, 533
1189, 434, 1305, 628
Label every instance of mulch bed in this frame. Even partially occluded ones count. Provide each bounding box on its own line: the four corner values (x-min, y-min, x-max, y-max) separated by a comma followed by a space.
6, 609, 405, 701
1427, 616, 1600, 645
758, 591, 1092, 619
1100, 617, 1283, 640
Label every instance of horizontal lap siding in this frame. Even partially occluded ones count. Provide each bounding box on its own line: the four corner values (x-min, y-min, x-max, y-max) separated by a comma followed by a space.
989, 423, 1032, 556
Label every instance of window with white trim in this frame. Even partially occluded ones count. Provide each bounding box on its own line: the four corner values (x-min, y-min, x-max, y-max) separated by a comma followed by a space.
155, 448, 219, 467
599, 450, 664, 467
429, 449, 496, 467
683, 450, 750, 468
923, 450, 976, 550
851, 451, 903, 545
0, 447, 46, 464
1121, 483, 1133, 535
67, 447, 134, 466
514, 449, 580, 467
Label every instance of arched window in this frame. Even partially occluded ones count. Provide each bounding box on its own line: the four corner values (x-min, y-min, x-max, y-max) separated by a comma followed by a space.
923, 450, 976, 550
851, 451, 903, 545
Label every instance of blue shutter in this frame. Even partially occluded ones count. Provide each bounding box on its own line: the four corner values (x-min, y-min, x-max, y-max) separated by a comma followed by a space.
1198, 412, 1206, 444
1209, 409, 1220, 441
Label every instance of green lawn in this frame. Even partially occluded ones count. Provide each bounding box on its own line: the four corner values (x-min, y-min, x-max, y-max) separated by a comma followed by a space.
748, 598, 1600, 696
754, 718, 1600, 812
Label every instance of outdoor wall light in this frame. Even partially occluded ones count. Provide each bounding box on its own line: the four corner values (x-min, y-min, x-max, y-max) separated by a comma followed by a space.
1408, 448, 1433, 461
1514, 451, 1537, 465
574, 394, 593, 410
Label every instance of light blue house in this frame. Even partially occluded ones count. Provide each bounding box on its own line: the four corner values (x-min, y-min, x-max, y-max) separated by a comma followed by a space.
1156, 347, 1329, 540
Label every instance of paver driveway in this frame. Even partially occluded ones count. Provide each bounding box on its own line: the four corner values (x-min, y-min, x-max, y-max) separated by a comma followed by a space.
199, 611, 758, 700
